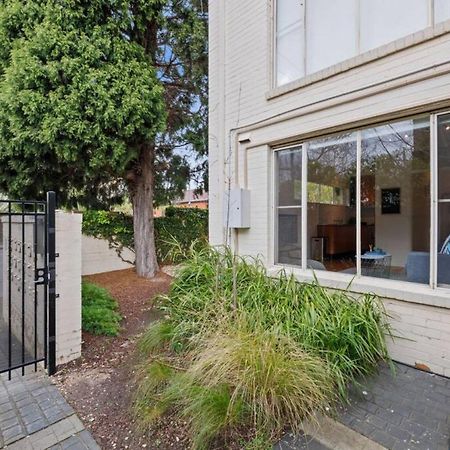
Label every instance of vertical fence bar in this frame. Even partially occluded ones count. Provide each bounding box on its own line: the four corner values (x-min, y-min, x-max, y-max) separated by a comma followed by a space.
7, 202, 12, 380
33, 204, 38, 371
47, 192, 56, 375
43, 201, 48, 370
21, 202, 25, 376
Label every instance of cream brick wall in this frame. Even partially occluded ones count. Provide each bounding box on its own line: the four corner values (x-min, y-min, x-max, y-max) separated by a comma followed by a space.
56, 211, 82, 365
82, 235, 134, 276
385, 300, 450, 377
209, 1, 450, 376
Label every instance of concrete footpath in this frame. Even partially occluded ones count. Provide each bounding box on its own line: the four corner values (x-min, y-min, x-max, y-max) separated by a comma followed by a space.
0, 369, 99, 450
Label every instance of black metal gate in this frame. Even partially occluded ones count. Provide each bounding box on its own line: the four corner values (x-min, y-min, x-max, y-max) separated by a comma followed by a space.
0, 192, 56, 378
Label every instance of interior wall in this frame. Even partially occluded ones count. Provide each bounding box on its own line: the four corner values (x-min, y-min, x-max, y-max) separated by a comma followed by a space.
374, 163, 412, 267
307, 204, 355, 258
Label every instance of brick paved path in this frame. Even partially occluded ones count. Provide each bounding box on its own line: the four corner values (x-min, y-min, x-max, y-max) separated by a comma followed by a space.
277, 363, 450, 450
339, 363, 450, 450
0, 369, 99, 449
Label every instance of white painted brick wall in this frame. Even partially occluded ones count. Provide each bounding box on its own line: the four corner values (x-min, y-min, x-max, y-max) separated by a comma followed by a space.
209, 1, 450, 376
55, 211, 82, 366
82, 235, 134, 276
384, 299, 450, 377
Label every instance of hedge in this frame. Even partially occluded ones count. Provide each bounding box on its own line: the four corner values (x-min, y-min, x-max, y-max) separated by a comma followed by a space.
82, 207, 208, 264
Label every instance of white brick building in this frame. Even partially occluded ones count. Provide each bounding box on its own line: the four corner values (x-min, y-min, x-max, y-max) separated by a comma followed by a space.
209, 0, 450, 376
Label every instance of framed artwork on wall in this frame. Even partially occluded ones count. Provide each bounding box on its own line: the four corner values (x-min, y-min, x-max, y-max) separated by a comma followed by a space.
381, 188, 401, 214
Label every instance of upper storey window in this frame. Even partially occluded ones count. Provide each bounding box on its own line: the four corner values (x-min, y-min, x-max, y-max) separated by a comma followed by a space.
275, 0, 450, 87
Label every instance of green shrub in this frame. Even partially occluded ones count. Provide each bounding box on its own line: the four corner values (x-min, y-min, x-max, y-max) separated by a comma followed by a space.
135, 246, 392, 448
156, 247, 391, 392
156, 207, 208, 263
82, 207, 208, 264
82, 282, 122, 336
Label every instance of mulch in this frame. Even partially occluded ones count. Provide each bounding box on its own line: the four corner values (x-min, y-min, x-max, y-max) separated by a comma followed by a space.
54, 268, 191, 450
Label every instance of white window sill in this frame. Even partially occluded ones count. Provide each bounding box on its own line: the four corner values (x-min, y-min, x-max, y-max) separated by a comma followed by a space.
267, 19, 450, 101
267, 265, 450, 310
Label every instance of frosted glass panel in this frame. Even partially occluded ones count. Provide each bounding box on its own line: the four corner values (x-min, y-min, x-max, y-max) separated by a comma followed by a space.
277, 0, 303, 31
276, 0, 304, 85
306, 0, 357, 74
360, 0, 428, 53
435, 0, 450, 23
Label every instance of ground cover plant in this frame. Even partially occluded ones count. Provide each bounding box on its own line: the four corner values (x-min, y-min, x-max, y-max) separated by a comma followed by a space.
134, 247, 392, 449
82, 282, 122, 336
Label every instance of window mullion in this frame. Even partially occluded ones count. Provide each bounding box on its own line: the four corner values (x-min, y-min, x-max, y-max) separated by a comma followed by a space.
429, 0, 435, 27
356, 130, 362, 277
430, 114, 438, 289
301, 143, 308, 270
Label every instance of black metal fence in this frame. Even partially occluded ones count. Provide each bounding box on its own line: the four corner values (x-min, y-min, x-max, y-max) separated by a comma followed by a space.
0, 192, 56, 378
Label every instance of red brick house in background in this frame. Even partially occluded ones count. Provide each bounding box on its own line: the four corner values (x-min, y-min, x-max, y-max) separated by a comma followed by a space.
174, 190, 209, 210
154, 189, 209, 217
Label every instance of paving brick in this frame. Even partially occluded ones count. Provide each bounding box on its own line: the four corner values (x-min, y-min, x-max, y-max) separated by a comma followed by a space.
365, 413, 388, 430
387, 423, 414, 443
0, 370, 99, 449
336, 363, 450, 450
3, 424, 25, 444
77, 430, 101, 449
1, 416, 20, 430
25, 417, 47, 434
369, 428, 398, 449
60, 435, 85, 449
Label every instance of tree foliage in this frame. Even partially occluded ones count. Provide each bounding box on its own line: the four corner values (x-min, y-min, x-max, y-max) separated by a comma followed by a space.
0, 0, 208, 277
0, 0, 166, 206
0, 0, 208, 206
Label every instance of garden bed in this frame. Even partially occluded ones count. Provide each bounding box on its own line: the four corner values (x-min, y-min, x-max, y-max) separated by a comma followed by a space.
54, 268, 192, 449
54, 247, 391, 450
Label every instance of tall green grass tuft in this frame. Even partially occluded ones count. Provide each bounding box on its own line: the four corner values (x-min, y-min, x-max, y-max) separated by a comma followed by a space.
135, 246, 392, 448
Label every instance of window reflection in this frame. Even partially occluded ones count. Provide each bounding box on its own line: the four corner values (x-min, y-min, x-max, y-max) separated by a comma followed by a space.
437, 114, 450, 286
275, 116, 432, 284
362, 118, 430, 282
276, 148, 302, 266
307, 133, 357, 272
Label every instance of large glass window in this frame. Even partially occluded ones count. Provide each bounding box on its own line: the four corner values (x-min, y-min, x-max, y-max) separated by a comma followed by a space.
435, 0, 450, 24
361, 118, 430, 282
275, 116, 433, 286
275, 0, 441, 87
306, 0, 357, 74
360, 0, 428, 53
275, 0, 305, 86
276, 148, 302, 265
307, 133, 357, 273
437, 114, 450, 287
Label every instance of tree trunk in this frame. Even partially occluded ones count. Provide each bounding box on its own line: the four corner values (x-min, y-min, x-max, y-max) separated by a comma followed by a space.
131, 146, 159, 278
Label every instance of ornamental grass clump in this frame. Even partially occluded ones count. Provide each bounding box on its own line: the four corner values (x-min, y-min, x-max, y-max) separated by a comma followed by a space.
189, 324, 335, 433
135, 246, 392, 448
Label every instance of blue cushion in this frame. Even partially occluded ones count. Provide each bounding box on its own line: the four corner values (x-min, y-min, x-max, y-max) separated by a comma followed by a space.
406, 252, 450, 284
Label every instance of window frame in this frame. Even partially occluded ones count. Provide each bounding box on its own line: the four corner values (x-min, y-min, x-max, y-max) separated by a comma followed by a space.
273, 112, 446, 290
433, 110, 450, 288
273, 0, 440, 88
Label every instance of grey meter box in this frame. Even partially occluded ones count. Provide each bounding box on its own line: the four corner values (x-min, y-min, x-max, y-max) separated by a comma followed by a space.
223, 188, 250, 228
